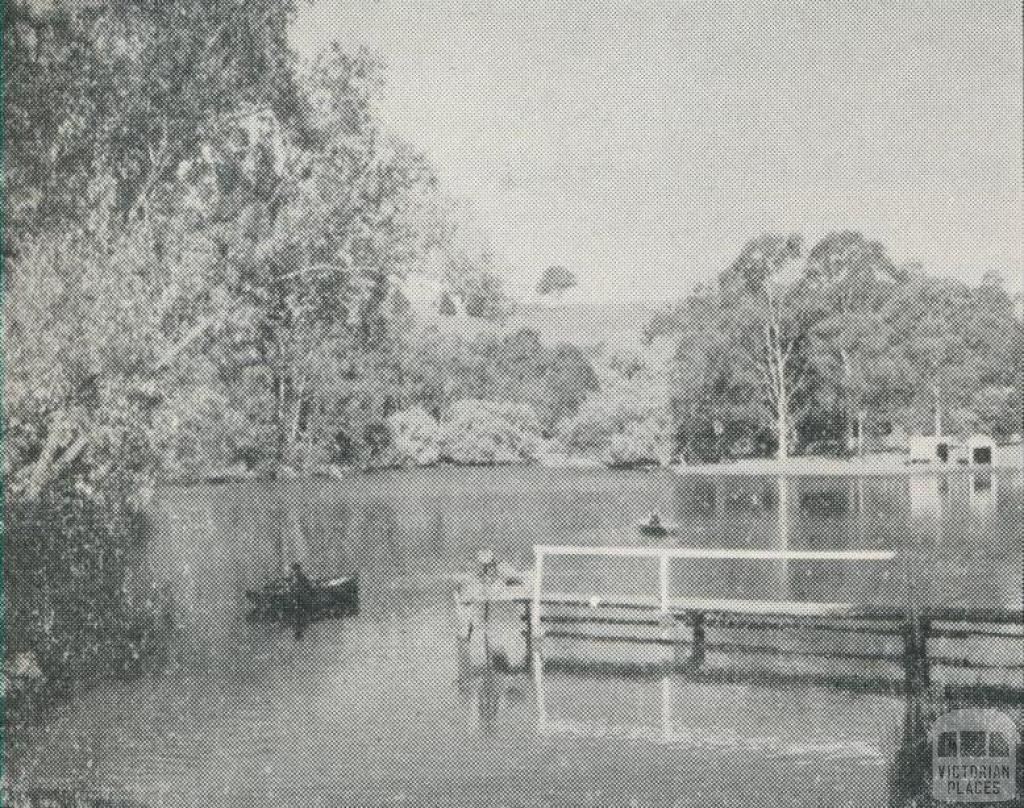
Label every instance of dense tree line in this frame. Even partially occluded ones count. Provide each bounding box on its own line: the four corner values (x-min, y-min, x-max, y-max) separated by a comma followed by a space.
3, 2, 518, 495
2, 0, 510, 700
649, 232, 1022, 462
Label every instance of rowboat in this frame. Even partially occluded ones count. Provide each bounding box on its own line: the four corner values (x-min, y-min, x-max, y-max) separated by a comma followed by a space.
245, 573, 359, 619
636, 519, 680, 538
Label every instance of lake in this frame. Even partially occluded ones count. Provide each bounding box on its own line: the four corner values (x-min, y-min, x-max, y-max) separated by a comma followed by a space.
7, 467, 1023, 807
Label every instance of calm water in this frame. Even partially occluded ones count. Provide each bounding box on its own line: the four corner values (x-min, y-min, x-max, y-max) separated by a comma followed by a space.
7, 467, 1023, 807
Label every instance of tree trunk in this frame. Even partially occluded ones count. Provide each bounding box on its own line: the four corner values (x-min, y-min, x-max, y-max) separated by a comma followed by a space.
841, 350, 856, 456
857, 409, 866, 458
933, 387, 943, 436
777, 391, 789, 462
274, 374, 291, 461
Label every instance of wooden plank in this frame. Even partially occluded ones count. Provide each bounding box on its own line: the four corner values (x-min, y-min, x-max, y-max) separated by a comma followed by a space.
457, 590, 1023, 626
669, 595, 862, 617
928, 625, 1024, 640
542, 630, 904, 663
456, 588, 1022, 626
533, 593, 865, 619
533, 544, 897, 562
541, 630, 1024, 671
921, 607, 1024, 624
536, 613, 910, 637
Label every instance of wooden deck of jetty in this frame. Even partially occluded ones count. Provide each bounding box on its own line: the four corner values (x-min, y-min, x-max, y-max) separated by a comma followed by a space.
454, 545, 1024, 691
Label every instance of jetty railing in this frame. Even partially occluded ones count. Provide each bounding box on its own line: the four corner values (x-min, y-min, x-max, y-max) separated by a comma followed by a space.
530, 544, 897, 635
454, 544, 1022, 691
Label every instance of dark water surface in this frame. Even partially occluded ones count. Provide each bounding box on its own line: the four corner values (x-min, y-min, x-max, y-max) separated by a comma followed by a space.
7, 468, 1023, 807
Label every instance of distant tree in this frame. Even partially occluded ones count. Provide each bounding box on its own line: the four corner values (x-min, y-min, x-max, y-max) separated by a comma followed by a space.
605, 417, 670, 468
803, 232, 909, 456
537, 345, 601, 431
372, 406, 440, 469
459, 271, 514, 320
883, 271, 1018, 437
438, 292, 458, 317
440, 210, 514, 321
659, 235, 1020, 460
536, 265, 577, 297
398, 327, 599, 437
968, 386, 1019, 442
717, 234, 811, 461
660, 287, 773, 462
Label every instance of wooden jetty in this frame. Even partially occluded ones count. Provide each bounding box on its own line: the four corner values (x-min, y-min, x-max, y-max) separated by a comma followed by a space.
454, 545, 1024, 692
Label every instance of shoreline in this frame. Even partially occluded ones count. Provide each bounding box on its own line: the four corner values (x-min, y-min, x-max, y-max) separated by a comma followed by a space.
162, 452, 1023, 486
673, 453, 1023, 477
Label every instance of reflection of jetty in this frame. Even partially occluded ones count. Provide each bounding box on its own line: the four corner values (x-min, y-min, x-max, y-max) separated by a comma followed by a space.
453, 637, 1017, 807
454, 545, 1024, 693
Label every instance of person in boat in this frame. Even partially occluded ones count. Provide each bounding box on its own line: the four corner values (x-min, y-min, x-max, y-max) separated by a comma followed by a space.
288, 562, 314, 639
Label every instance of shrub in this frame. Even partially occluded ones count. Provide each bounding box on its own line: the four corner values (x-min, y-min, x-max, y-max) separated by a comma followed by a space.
4, 490, 172, 707
153, 388, 256, 480
559, 395, 664, 453
382, 406, 441, 468
439, 399, 541, 465
604, 415, 670, 468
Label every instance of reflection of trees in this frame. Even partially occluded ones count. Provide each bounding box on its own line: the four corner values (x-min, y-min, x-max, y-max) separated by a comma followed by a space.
428, 507, 448, 557
355, 501, 404, 574
276, 488, 356, 576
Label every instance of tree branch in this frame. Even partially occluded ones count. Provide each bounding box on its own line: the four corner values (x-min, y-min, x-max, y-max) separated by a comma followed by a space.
24, 419, 69, 500
23, 418, 87, 500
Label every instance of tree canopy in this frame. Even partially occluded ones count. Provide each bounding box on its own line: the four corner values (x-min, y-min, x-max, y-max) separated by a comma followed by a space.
657, 232, 1020, 462
536, 265, 577, 297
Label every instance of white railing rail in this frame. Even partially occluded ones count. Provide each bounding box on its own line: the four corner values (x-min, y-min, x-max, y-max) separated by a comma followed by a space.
530, 544, 896, 633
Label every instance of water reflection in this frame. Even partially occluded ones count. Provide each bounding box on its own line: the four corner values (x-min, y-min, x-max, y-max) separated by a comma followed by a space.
969, 471, 998, 514
8, 468, 1022, 806
456, 636, 531, 734
452, 632, 1017, 808
885, 696, 931, 808
909, 473, 943, 526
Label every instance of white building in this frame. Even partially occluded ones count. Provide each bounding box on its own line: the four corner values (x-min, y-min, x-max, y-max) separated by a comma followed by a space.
955, 434, 997, 466
908, 435, 957, 464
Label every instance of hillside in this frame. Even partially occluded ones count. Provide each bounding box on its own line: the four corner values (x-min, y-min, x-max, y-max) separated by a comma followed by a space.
414, 297, 667, 351
503, 300, 663, 349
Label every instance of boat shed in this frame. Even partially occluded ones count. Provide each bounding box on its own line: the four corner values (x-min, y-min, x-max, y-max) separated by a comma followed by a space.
955, 434, 996, 466
908, 435, 957, 464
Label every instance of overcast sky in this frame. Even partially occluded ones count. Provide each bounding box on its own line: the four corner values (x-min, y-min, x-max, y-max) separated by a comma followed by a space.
292, 1, 1023, 302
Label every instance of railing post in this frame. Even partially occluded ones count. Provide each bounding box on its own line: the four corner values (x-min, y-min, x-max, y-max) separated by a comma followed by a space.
532, 547, 544, 638
690, 611, 706, 669
902, 615, 931, 692
659, 552, 674, 642
659, 553, 670, 613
